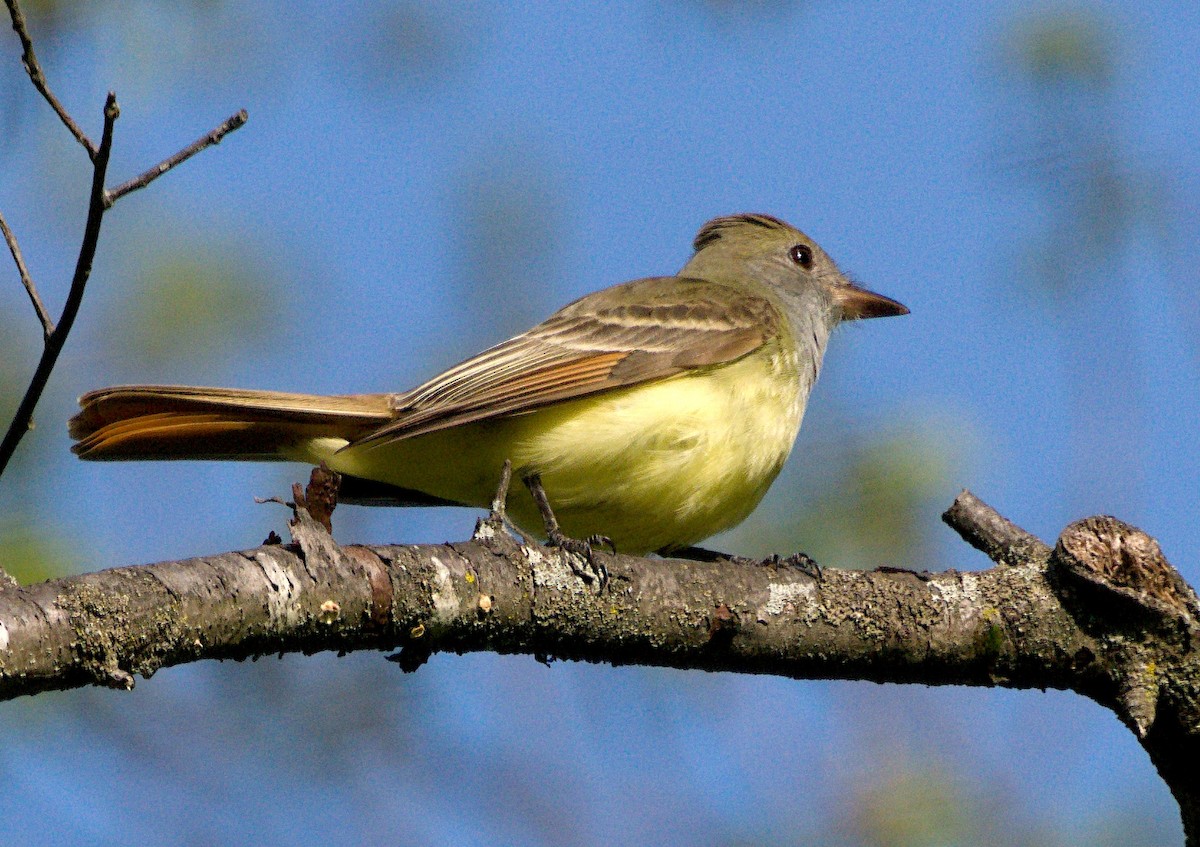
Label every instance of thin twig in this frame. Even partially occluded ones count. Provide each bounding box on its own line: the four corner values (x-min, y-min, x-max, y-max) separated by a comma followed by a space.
103, 109, 249, 208
4, 0, 97, 159
941, 489, 1050, 567
0, 93, 118, 478
0, 210, 53, 339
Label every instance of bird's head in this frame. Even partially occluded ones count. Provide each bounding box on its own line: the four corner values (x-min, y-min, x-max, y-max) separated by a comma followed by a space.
682, 213, 908, 324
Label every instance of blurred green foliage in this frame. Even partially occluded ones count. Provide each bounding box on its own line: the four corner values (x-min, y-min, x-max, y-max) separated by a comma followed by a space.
0, 316, 27, 425
998, 7, 1165, 300
850, 766, 973, 847
0, 312, 64, 581
1005, 9, 1113, 85
993, 6, 1176, 521
0, 519, 70, 584
113, 243, 276, 369
729, 422, 957, 571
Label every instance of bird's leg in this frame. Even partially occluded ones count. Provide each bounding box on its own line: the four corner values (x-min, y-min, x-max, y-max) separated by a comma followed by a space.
474, 459, 538, 546
522, 471, 612, 586
488, 458, 514, 519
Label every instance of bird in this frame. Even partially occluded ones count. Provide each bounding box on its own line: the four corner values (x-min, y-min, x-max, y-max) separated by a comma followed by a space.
70, 213, 907, 557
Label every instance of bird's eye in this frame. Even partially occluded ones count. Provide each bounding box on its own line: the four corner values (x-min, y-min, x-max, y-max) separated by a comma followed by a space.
789, 244, 814, 268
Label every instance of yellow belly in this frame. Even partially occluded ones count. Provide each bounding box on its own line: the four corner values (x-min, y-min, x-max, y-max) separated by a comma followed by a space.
323, 348, 805, 555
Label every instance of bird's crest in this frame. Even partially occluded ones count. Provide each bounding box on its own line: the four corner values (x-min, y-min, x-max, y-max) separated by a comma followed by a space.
693, 213, 791, 252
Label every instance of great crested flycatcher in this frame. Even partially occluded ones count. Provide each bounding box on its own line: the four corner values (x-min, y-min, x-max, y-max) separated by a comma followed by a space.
70, 213, 907, 555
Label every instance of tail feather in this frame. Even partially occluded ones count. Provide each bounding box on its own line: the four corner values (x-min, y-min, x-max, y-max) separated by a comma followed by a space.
70, 385, 395, 461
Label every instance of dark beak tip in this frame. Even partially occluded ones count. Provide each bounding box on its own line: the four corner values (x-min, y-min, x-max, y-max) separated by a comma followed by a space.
869, 291, 909, 319
831, 281, 909, 320
840, 287, 909, 320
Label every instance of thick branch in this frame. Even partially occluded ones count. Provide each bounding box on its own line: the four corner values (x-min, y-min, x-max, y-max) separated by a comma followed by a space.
0, 508, 1098, 698
3, 493, 1197, 840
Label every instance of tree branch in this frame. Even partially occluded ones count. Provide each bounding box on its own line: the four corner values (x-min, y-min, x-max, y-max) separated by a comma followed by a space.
942, 489, 1050, 566
103, 109, 249, 208
1, 498, 1079, 697
2, 492, 1198, 841
0, 210, 52, 338
0, 0, 249, 479
4, 0, 97, 158
0, 94, 117, 476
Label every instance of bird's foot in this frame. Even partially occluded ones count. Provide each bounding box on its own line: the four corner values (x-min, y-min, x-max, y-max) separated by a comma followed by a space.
545, 528, 614, 585
761, 551, 822, 581
523, 471, 613, 588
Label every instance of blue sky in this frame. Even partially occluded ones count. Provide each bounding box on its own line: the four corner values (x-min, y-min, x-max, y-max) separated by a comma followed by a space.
2, 1, 1198, 844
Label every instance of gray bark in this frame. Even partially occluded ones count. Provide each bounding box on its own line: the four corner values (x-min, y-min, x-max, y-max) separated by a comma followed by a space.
1, 492, 1198, 843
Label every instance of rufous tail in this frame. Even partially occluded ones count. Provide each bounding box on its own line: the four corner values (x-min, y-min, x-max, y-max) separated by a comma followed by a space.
70, 385, 394, 461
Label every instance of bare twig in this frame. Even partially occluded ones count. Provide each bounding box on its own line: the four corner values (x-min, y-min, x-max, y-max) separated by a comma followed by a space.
0, 102, 247, 477
0, 210, 53, 338
0, 94, 118, 477
4, 0, 97, 159
0, 0, 250, 479
942, 489, 1050, 567
103, 109, 249, 208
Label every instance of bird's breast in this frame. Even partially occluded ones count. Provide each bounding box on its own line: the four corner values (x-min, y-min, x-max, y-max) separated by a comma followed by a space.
508, 342, 808, 552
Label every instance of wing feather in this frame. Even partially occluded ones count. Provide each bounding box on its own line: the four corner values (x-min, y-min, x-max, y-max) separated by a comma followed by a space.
353, 276, 779, 447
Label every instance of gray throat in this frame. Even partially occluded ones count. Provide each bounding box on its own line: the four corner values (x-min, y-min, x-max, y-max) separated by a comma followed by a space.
780, 289, 836, 394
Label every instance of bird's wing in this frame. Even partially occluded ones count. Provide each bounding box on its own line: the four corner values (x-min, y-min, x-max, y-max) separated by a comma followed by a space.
352, 276, 780, 447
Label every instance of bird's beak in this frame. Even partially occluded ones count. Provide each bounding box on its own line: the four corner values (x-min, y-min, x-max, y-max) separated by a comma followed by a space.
833, 283, 909, 320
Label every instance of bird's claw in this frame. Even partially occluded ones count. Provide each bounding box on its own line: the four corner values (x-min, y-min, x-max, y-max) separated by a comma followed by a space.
546, 528, 610, 587
762, 551, 822, 581
587, 533, 616, 555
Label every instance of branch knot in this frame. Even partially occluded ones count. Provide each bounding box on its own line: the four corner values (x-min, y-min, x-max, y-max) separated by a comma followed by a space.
1054, 516, 1200, 630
